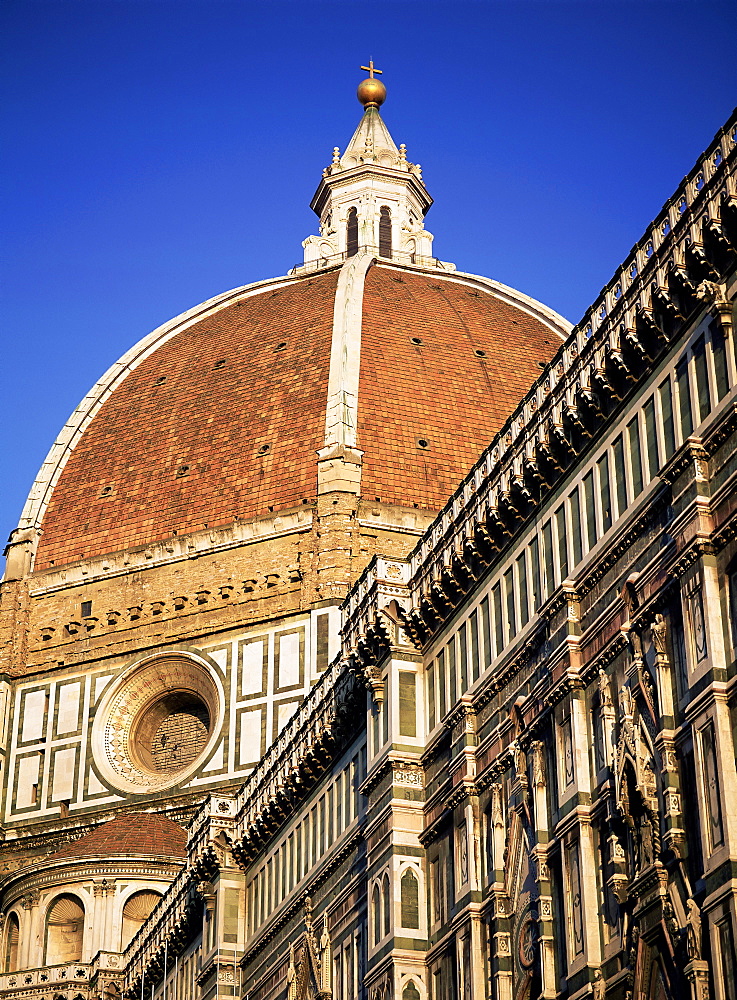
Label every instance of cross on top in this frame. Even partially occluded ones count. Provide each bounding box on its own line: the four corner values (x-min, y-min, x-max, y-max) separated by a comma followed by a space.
360, 60, 382, 78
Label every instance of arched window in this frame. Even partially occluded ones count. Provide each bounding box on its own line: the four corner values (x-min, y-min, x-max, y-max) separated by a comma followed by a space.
379, 206, 392, 259
400, 868, 419, 929
372, 883, 381, 945
382, 873, 391, 938
45, 894, 84, 965
121, 890, 162, 950
403, 982, 421, 1000
347, 208, 358, 258
4, 912, 19, 972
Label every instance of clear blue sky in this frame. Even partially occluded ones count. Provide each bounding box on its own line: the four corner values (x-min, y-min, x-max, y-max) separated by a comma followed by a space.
1, 0, 735, 551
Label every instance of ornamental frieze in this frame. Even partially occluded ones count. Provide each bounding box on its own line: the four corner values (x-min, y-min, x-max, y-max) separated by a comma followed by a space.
37, 567, 303, 644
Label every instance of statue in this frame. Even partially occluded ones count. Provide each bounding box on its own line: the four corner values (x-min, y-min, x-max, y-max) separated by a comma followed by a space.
638, 660, 657, 712
619, 684, 633, 720
696, 279, 728, 308
592, 969, 606, 1000
459, 827, 469, 885
531, 741, 546, 788
686, 898, 702, 961
637, 811, 655, 869
598, 667, 613, 707
651, 613, 667, 655
512, 742, 527, 781
491, 783, 504, 828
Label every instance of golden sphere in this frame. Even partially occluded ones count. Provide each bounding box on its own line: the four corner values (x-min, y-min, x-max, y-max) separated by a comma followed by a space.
357, 77, 386, 108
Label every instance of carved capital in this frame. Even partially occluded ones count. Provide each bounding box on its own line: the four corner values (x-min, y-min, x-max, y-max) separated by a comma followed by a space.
21, 889, 40, 910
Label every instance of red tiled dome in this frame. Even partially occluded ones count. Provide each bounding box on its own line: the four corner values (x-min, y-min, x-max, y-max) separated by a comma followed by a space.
30, 262, 567, 571
358, 267, 561, 508
48, 813, 187, 861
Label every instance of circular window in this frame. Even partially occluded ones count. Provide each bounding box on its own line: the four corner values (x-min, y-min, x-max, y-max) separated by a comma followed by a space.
133, 692, 210, 774
92, 652, 223, 794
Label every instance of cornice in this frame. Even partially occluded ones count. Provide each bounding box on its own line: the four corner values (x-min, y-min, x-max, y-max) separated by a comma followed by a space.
239, 829, 363, 969
1, 858, 182, 908
230, 662, 364, 865
394, 114, 736, 649
27, 508, 312, 597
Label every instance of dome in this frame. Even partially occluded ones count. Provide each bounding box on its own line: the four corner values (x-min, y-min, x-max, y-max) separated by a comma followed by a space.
10, 92, 572, 579
21, 261, 568, 572
48, 813, 187, 861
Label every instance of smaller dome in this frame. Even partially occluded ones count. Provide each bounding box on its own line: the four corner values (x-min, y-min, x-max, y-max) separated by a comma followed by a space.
357, 77, 386, 107
48, 813, 187, 861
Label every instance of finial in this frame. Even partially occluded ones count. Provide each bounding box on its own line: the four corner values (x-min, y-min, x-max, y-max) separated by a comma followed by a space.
357, 60, 386, 109
332, 147, 340, 166
399, 143, 407, 162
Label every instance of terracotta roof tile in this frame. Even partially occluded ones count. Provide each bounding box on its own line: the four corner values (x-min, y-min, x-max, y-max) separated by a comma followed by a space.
49, 813, 187, 861
358, 265, 558, 507
34, 263, 560, 568
35, 271, 339, 569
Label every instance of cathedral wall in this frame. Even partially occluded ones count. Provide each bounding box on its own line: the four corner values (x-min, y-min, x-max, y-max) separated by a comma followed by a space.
421, 294, 735, 730
0, 604, 341, 865
385, 298, 737, 998
20, 525, 312, 674
239, 737, 368, 999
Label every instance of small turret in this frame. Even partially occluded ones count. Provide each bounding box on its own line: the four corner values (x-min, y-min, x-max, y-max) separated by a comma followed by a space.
299, 63, 454, 273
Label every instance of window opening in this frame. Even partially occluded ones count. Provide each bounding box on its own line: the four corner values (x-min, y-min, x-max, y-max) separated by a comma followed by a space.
379, 206, 392, 259
693, 335, 712, 423
555, 505, 568, 579
570, 487, 583, 565
644, 395, 660, 480
598, 453, 612, 532
676, 356, 693, 438
583, 470, 597, 552
346, 208, 358, 257
542, 520, 555, 595
530, 535, 542, 611
504, 568, 516, 641
711, 320, 731, 402
517, 553, 529, 628
492, 583, 503, 658
659, 378, 676, 460
470, 609, 479, 682
612, 434, 627, 517
627, 417, 644, 497
481, 596, 492, 669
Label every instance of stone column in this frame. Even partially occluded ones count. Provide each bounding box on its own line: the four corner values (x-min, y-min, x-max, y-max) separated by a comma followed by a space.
488, 781, 511, 1000
20, 890, 40, 970
92, 879, 116, 956
360, 571, 427, 1000
530, 742, 555, 999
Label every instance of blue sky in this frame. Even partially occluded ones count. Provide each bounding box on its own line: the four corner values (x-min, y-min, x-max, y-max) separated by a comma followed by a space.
1, 0, 735, 550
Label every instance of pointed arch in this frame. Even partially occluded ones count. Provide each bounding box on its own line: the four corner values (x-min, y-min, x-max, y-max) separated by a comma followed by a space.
379, 206, 392, 259
400, 867, 420, 929
372, 882, 381, 945
382, 873, 391, 938
402, 981, 421, 1000
347, 208, 358, 257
